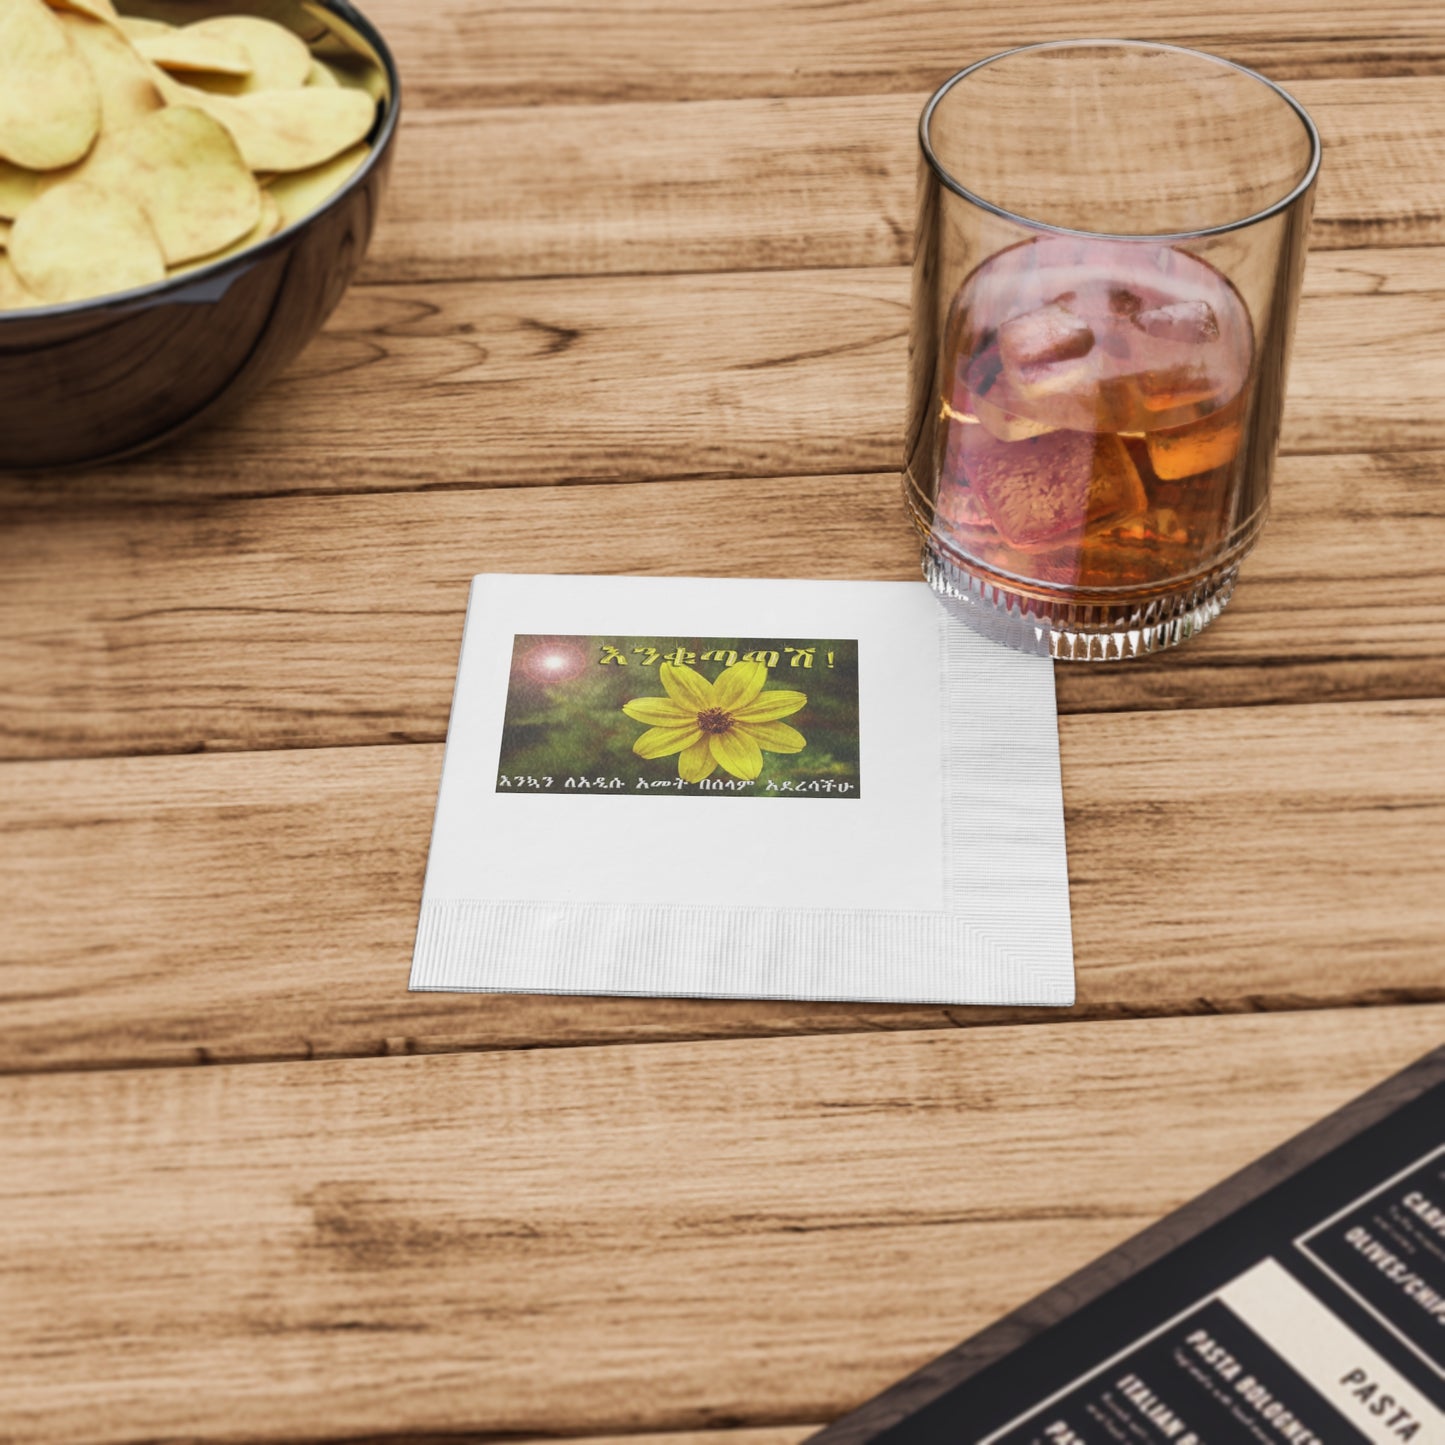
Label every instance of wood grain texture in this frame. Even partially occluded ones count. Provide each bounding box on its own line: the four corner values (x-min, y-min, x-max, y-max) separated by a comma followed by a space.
2, 1008, 1440, 1442
485, 1435, 815, 1445
4, 700, 1442, 1073
355, 80, 1445, 284
2, 447, 1443, 762
542, 1435, 814, 1445
2, 246, 1442, 517
533, 1434, 815, 1445
365, 0, 1445, 107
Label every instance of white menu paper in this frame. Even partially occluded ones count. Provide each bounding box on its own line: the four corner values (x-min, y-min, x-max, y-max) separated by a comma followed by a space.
410, 573, 1073, 1005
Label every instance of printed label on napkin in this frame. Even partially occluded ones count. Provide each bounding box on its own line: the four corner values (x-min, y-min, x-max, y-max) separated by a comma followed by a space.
497, 635, 861, 798
411, 574, 1072, 1007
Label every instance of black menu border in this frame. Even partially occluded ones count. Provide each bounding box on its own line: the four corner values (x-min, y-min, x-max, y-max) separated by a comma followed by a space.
806, 1044, 1445, 1445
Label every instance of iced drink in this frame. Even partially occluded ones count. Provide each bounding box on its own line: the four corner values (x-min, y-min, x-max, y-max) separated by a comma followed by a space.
931, 235, 1259, 594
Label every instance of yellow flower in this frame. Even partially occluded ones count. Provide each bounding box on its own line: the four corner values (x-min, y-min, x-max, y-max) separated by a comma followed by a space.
622, 660, 807, 782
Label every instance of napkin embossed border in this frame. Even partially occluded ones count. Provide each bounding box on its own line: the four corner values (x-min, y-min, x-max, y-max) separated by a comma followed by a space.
410, 574, 1074, 1006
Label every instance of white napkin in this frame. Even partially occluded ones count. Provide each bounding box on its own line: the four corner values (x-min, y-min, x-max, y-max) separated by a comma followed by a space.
411, 573, 1073, 1005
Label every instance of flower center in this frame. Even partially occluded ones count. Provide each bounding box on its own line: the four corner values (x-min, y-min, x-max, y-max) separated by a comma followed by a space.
697, 707, 734, 735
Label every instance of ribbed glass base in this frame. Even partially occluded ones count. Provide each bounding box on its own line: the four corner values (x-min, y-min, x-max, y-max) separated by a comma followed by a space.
923, 547, 1238, 661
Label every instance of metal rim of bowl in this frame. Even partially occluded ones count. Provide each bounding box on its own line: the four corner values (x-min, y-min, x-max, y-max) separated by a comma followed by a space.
0, 0, 402, 325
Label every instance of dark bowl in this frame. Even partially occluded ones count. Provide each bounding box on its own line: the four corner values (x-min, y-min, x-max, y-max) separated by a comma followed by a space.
0, 0, 399, 469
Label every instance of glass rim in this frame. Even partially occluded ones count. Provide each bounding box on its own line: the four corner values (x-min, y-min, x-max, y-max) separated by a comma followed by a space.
919, 38, 1322, 244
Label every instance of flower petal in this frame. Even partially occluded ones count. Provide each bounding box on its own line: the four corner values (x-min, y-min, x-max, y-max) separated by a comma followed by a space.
710, 727, 763, 780
659, 662, 714, 711
732, 689, 807, 722
677, 735, 716, 782
739, 720, 806, 754
622, 695, 695, 725
633, 723, 703, 760
711, 658, 766, 711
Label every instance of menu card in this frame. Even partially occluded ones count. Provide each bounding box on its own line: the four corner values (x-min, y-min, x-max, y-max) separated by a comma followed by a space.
813, 1046, 1445, 1444
410, 573, 1073, 1005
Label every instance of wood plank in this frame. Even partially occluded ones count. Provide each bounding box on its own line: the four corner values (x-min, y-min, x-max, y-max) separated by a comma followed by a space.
361, 80, 1445, 285
1, 1008, 1440, 1440
3, 246, 1441, 513
2, 445, 1443, 762
533, 1435, 815, 1445
3, 700, 1442, 1073
1298, 244, 1445, 292
366, 0, 1445, 106
519, 1434, 815, 1445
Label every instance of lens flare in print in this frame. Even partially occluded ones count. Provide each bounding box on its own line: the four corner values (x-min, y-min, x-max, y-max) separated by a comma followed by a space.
522, 640, 586, 684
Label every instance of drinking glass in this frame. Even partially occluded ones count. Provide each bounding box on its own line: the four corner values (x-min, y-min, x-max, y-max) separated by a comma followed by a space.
905, 41, 1320, 659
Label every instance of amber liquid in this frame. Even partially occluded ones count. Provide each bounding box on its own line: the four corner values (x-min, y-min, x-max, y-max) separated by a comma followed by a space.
931, 236, 1257, 593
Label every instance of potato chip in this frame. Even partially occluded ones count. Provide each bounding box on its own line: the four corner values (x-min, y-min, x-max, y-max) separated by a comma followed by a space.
0, 219, 9, 250
186, 14, 310, 90
10, 181, 165, 302
70, 105, 261, 264
267, 141, 368, 228
0, 0, 102, 170
115, 14, 171, 40
136, 28, 253, 78
225, 182, 280, 248
0, 255, 42, 309
45, 0, 116, 21
168, 185, 280, 274
166, 70, 250, 99
152, 72, 376, 172
306, 57, 338, 88
0, 160, 42, 220
57, 11, 163, 133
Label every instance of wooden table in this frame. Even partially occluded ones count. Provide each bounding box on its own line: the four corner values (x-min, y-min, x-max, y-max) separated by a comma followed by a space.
4, 2, 1444, 1439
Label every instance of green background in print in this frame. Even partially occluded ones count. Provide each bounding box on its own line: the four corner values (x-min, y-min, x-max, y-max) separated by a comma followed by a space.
496, 635, 861, 798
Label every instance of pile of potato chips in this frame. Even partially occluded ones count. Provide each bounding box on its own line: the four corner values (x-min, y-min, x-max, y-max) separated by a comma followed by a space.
0, 0, 379, 310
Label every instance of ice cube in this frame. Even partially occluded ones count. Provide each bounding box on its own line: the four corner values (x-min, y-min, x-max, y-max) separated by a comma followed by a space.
934, 479, 995, 534
964, 345, 1003, 398
997, 302, 1095, 374
1112, 325, 1229, 418
1134, 360, 1226, 415
1153, 508, 1189, 543
996, 302, 1121, 431
1108, 287, 1144, 318
1095, 325, 1135, 361
1145, 404, 1244, 479
994, 296, 1229, 432
973, 391, 1058, 443
962, 343, 1057, 441
1134, 300, 1219, 344
997, 340, 1145, 432
964, 429, 1147, 551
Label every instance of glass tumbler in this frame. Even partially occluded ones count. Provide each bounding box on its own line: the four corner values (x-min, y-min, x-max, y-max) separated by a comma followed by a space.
905, 41, 1320, 660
